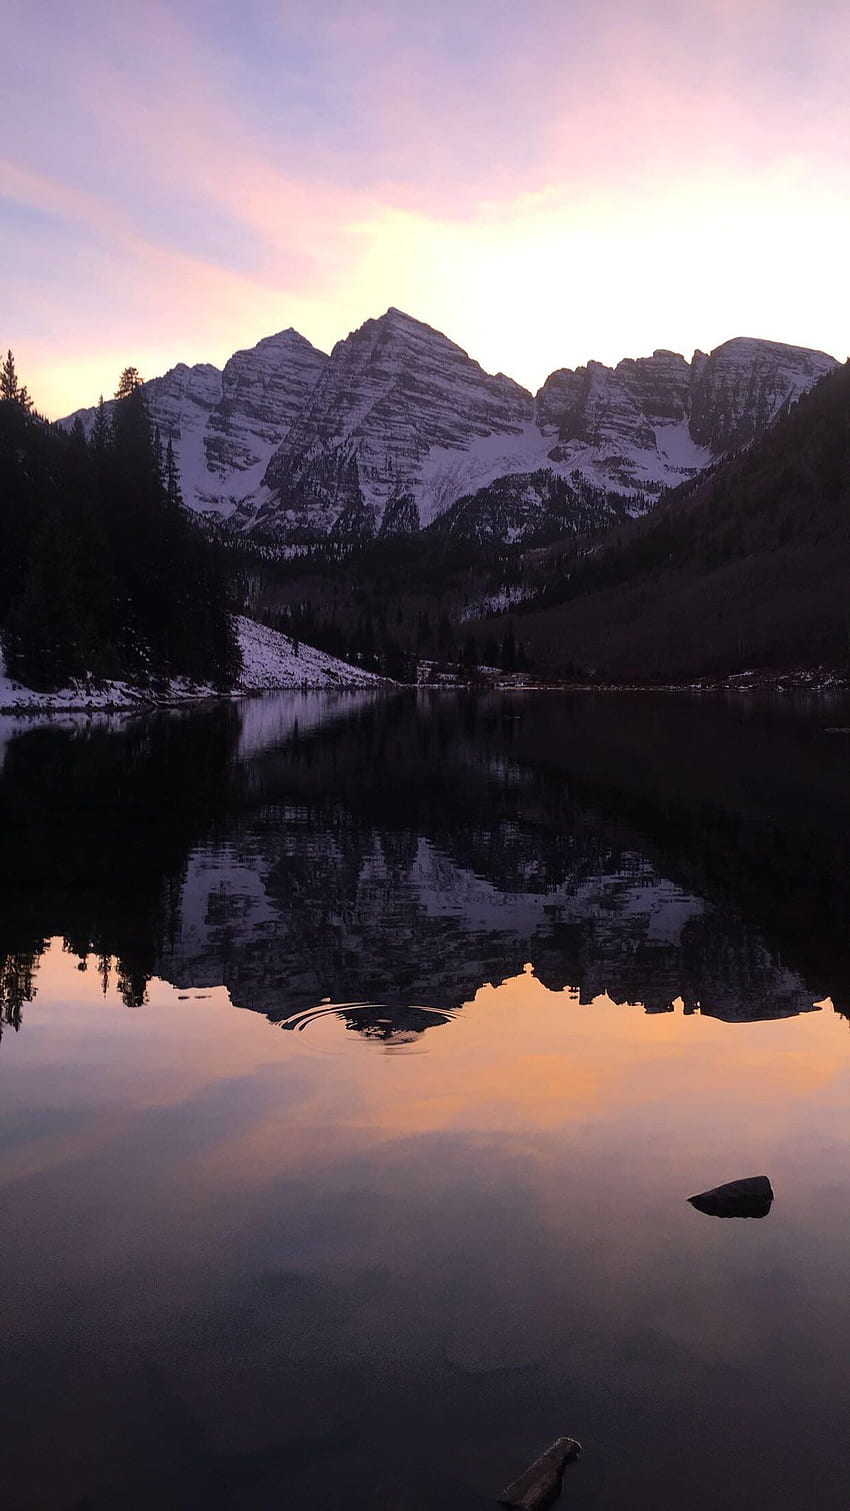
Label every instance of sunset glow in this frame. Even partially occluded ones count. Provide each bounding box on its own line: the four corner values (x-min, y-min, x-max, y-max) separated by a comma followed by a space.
4, 0, 849, 416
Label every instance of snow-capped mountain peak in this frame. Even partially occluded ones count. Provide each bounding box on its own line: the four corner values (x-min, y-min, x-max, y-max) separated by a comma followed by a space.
59, 316, 838, 547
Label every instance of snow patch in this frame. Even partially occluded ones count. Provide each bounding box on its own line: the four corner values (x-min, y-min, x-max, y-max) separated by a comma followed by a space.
235, 616, 390, 691
0, 618, 389, 712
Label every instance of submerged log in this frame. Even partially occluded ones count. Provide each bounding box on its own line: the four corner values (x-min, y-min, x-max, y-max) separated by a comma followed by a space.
499, 1436, 582, 1510
688, 1175, 774, 1218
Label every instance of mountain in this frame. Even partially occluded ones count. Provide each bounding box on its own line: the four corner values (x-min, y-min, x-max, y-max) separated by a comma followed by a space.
431, 337, 837, 545
62, 330, 328, 515
242, 322, 837, 545
60, 314, 837, 546
480, 359, 850, 678
243, 307, 536, 540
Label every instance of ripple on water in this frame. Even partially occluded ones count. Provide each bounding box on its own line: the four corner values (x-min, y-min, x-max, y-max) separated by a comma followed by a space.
277, 1000, 457, 1053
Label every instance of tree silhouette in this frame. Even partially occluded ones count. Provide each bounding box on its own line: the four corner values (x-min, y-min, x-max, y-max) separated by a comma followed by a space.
114, 366, 143, 400
1, 350, 33, 410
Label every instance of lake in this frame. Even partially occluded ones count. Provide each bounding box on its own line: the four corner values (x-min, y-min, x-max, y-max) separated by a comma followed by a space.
1, 691, 848, 1510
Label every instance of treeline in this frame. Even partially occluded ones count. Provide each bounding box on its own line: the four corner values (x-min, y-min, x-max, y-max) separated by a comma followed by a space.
0, 357, 240, 691
250, 524, 537, 679
264, 598, 529, 681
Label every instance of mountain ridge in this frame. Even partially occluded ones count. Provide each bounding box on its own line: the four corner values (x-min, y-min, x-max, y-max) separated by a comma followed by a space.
60, 312, 837, 548
475, 358, 850, 678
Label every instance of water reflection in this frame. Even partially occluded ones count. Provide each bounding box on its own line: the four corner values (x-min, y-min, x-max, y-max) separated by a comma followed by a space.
1, 690, 848, 1042
2, 692, 850, 1509
1, 943, 849, 1509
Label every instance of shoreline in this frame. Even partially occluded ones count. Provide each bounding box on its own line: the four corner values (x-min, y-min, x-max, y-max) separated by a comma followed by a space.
3, 665, 848, 715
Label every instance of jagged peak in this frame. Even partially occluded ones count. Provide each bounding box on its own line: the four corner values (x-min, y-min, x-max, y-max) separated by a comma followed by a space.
161, 360, 222, 378
232, 328, 327, 358
383, 306, 433, 327
332, 307, 530, 394
352, 307, 462, 347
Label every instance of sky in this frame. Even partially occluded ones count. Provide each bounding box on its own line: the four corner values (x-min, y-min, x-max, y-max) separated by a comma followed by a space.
2, 0, 849, 417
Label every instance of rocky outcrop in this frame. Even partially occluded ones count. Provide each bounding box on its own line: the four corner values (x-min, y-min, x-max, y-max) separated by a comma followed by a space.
428, 469, 632, 547
688, 337, 836, 452
688, 1176, 774, 1219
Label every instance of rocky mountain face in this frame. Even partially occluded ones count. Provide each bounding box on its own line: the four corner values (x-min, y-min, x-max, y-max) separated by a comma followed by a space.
429, 336, 836, 545
249, 321, 836, 545
491, 360, 850, 679
62, 330, 328, 515
244, 308, 535, 541
687, 337, 837, 452
61, 315, 837, 547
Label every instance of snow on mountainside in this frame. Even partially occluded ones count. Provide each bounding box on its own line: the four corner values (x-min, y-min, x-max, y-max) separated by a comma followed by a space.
61, 331, 328, 515
59, 313, 838, 547
0, 619, 387, 710
431, 336, 837, 544
235, 616, 388, 689
250, 319, 837, 544
245, 307, 534, 539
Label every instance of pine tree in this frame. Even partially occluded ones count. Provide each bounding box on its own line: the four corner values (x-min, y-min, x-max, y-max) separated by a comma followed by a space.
165, 438, 182, 509
153, 425, 165, 488
114, 366, 143, 400
1, 349, 19, 401
0, 374, 241, 693
91, 396, 111, 453
0, 350, 32, 408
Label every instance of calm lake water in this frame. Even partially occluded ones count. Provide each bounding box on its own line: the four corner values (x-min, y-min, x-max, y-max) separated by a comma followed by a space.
1, 691, 849, 1510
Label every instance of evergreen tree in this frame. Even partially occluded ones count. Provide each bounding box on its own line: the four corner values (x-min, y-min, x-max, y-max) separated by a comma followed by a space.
153, 425, 165, 489
0, 349, 33, 409
165, 438, 182, 509
0, 373, 241, 692
114, 366, 143, 400
91, 396, 112, 453
4, 512, 97, 689
1, 349, 19, 402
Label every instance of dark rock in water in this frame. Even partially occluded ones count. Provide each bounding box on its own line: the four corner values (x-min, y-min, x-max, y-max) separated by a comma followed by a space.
688, 1175, 774, 1218
499, 1436, 582, 1510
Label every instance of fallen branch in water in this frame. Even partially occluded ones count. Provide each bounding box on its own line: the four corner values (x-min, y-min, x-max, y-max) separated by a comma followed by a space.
499, 1436, 582, 1510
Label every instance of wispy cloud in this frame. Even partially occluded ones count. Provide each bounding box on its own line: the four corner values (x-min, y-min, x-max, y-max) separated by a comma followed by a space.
2, 0, 848, 415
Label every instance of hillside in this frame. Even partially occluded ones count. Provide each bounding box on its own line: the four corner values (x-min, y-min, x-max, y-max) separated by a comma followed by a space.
478, 362, 850, 679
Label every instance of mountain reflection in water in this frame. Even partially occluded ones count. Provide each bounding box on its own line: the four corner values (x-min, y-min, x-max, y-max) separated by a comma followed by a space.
1, 691, 849, 1511
1, 689, 848, 1039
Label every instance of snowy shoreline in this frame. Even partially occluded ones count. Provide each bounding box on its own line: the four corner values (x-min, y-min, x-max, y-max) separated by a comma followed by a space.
0, 615, 390, 714
2, 614, 845, 715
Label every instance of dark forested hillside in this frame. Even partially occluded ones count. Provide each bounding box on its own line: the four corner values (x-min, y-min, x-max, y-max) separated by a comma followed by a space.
477, 361, 850, 679
0, 367, 240, 691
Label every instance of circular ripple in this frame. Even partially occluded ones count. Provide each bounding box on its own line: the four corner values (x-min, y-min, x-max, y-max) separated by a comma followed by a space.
278, 1000, 456, 1052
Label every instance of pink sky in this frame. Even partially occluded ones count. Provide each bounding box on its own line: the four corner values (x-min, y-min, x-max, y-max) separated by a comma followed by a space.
2, 0, 848, 416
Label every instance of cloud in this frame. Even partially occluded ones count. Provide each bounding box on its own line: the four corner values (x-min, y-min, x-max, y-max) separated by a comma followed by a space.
2, 0, 848, 415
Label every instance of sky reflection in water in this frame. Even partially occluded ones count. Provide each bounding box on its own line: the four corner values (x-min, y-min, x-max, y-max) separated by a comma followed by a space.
0, 692, 849, 1510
